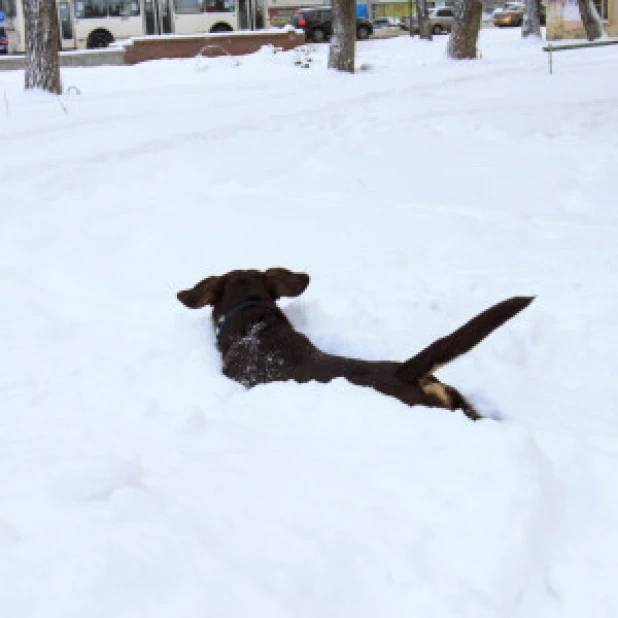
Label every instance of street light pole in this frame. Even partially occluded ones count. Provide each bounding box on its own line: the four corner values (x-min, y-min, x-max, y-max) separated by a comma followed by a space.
409, 0, 414, 35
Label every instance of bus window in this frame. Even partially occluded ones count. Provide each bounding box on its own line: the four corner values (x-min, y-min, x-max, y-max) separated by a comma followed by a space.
108, 0, 139, 16
173, 0, 204, 14
58, 1, 73, 38
75, 0, 108, 18
204, 0, 232, 12
2, 0, 17, 18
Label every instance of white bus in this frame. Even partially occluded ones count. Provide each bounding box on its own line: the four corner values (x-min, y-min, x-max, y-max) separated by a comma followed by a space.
2, 0, 238, 53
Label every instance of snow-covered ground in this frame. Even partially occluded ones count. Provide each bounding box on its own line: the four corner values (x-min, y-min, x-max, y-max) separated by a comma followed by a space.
1, 29, 617, 618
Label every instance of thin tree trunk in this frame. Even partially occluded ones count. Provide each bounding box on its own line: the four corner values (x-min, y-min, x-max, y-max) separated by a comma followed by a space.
522, 0, 542, 38
577, 0, 605, 40
24, 0, 62, 94
415, 0, 433, 40
328, 0, 356, 73
447, 0, 483, 59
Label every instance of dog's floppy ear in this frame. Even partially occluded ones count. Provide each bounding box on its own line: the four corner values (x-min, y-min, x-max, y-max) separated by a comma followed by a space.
177, 275, 223, 309
265, 268, 310, 299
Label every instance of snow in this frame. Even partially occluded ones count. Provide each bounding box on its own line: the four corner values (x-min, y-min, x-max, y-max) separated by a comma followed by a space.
1, 28, 618, 617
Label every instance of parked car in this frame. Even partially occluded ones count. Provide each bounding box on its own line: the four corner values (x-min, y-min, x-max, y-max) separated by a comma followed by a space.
492, 2, 546, 26
373, 16, 402, 29
426, 7, 455, 34
410, 7, 455, 34
288, 7, 374, 43
0, 26, 8, 55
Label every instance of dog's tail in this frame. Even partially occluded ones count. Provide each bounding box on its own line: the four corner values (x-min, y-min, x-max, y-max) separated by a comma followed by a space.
397, 296, 534, 382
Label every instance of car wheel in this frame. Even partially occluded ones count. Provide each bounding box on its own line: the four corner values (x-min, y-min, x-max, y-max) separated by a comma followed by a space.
432, 24, 443, 35
357, 26, 370, 40
311, 28, 326, 43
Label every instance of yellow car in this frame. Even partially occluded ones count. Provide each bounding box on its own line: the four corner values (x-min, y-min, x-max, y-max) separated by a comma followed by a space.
492, 2, 546, 27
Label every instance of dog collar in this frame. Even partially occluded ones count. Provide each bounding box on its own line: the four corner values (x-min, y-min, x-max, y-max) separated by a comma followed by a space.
215, 299, 272, 337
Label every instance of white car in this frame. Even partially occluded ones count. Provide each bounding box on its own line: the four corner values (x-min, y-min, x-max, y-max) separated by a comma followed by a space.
427, 7, 455, 34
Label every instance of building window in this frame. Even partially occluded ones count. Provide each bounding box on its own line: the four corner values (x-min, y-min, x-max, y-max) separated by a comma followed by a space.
593, 0, 608, 19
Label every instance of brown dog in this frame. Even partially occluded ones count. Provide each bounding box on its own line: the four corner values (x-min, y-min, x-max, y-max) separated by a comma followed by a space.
177, 268, 533, 420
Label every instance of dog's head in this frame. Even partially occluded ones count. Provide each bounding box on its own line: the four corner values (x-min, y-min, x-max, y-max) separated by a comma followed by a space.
177, 268, 310, 318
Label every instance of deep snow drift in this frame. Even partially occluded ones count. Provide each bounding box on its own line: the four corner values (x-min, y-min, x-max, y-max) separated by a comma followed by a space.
1, 29, 617, 618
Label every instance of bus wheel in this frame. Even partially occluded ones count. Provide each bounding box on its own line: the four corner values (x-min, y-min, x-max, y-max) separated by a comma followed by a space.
87, 30, 114, 49
210, 23, 233, 33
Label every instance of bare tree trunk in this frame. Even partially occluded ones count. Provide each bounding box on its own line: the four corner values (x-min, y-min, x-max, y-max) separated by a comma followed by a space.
522, 0, 542, 38
328, 0, 356, 73
24, 0, 62, 94
415, 0, 433, 40
578, 0, 605, 40
447, 0, 483, 59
